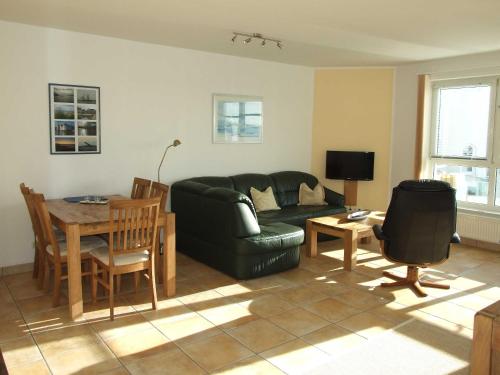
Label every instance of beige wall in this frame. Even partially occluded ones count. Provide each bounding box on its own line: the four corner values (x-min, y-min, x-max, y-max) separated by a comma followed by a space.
0, 20, 314, 267
311, 68, 394, 211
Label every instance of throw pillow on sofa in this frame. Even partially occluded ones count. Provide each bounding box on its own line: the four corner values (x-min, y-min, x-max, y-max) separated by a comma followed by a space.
298, 182, 327, 206
250, 186, 281, 212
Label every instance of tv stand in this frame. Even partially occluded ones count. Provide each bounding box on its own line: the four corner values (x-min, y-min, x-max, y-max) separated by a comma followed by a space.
344, 180, 358, 207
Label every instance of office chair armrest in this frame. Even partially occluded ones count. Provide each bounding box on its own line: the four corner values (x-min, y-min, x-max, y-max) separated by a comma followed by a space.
451, 232, 461, 244
372, 224, 388, 241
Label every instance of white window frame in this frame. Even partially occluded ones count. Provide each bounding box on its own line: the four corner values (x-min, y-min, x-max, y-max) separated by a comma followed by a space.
427, 76, 500, 214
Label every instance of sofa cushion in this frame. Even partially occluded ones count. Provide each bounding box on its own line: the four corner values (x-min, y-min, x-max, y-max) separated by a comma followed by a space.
234, 222, 304, 255
298, 183, 327, 206
231, 174, 278, 201
270, 171, 319, 207
257, 205, 345, 226
250, 186, 281, 212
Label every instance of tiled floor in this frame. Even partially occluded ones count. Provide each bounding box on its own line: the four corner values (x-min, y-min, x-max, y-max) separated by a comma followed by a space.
1, 240, 499, 374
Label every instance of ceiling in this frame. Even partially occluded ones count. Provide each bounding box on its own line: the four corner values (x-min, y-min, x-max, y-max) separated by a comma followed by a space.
1, 0, 500, 67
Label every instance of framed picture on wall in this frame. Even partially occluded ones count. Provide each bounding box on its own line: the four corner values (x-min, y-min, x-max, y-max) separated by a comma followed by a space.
213, 94, 263, 144
48, 83, 101, 154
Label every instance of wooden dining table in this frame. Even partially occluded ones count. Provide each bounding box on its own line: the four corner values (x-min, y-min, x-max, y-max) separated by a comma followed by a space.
46, 195, 176, 319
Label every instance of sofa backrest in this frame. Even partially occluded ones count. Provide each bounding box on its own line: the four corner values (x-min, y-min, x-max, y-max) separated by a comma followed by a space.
270, 171, 319, 207
176, 171, 320, 208
188, 176, 234, 190
230, 173, 279, 203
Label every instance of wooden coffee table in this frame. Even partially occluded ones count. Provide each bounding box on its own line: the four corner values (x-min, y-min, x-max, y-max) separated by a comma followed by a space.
306, 211, 385, 271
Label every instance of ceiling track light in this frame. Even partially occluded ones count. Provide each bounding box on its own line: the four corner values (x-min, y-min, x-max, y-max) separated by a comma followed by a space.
231, 32, 283, 49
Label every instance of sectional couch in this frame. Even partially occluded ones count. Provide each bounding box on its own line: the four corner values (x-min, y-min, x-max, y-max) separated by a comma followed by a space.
171, 171, 345, 279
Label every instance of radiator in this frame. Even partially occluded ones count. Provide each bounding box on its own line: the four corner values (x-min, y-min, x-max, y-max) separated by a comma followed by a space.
457, 213, 500, 244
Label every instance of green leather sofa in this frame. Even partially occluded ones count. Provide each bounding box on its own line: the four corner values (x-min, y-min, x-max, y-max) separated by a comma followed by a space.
171, 171, 346, 279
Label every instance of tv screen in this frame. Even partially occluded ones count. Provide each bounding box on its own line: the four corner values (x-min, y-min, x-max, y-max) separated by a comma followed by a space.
326, 151, 374, 181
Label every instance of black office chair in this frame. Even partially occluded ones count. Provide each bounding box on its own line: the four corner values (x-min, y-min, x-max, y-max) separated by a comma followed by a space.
372, 180, 460, 297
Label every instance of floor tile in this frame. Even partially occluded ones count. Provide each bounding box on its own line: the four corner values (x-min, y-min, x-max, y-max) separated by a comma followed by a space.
0, 318, 30, 343
197, 301, 258, 329
303, 298, 362, 322
227, 319, 295, 353
336, 311, 399, 339
182, 333, 253, 372
0, 336, 43, 369
331, 287, 389, 309
273, 285, 326, 306
213, 355, 284, 374
155, 312, 221, 346
34, 324, 102, 355
268, 307, 329, 337
43, 341, 122, 374
236, 294, 295, 318
419, 300, 476, 329
4, 359, 50, 375
125, 346, 205, 374
91, 313, 154, 341
301, 323, 367, 356
260, 338, 331, 374
17, 294, 68, 316
103, 327, 174, 364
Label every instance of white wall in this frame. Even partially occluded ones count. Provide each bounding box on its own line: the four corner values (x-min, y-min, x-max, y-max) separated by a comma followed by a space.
0, 21, 314, 267
391, 49, 500, 187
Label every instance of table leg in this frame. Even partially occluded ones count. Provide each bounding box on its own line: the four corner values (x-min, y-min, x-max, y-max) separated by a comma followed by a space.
306, 220, 318, 257
66, 223, 83, 319
163, 213, 176, 297
344, 230, 358, 271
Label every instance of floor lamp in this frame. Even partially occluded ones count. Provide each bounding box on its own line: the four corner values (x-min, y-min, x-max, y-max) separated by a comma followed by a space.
157, 139, 181, 183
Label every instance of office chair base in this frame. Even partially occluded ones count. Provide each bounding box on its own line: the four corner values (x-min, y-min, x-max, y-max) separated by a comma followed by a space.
381, 267, 449, 297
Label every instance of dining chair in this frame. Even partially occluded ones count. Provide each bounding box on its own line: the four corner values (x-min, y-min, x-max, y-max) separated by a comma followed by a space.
148, 181, 169, 280
19, 183, 43, 281
149, 182, 169, 211
131, 177, 152, 199
31, 193, 108, 307
90, 197, 161, 320
20, 183, 65, 287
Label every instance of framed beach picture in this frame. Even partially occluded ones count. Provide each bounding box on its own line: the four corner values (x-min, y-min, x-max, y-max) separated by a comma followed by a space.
213, 94, 263, 144
49, 83, 101, 154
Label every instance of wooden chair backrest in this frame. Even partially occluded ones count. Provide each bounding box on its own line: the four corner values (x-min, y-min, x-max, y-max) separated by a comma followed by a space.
149, 182, 169, 212
20, 183, 37, 234
131, 177, 152, 199
109, 197, 161, 265
31, 193, 62, 262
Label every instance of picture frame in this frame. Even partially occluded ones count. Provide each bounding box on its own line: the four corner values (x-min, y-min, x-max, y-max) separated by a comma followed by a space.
213, 94, 263, 144
48, 83, 101, 154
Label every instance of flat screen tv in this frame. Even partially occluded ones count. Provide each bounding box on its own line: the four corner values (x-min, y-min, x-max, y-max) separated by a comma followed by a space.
326, 151, 374, 181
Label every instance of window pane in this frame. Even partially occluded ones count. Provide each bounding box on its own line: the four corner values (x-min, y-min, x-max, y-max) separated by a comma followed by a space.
433, 164, 489, 204
435, 85, 490, 158
496, 169, 500, 206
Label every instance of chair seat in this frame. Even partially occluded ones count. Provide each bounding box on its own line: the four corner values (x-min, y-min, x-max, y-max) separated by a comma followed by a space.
90, 247, 149, 266
46, 236, 107, 257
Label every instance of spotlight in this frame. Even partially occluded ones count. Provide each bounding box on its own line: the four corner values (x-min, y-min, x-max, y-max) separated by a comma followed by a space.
244, 37, 252, 44
231, 35, 236, 43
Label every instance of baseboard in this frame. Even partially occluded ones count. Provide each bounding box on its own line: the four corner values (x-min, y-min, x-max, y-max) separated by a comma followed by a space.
0, 262, 33, 277
461, 237, 500, 252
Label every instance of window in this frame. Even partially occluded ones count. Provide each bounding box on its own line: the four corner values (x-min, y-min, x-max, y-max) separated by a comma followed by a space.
428, 76, 500, 212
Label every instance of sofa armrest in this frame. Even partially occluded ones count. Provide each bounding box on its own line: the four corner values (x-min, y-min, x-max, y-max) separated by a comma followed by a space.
324, 187, 345, 207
